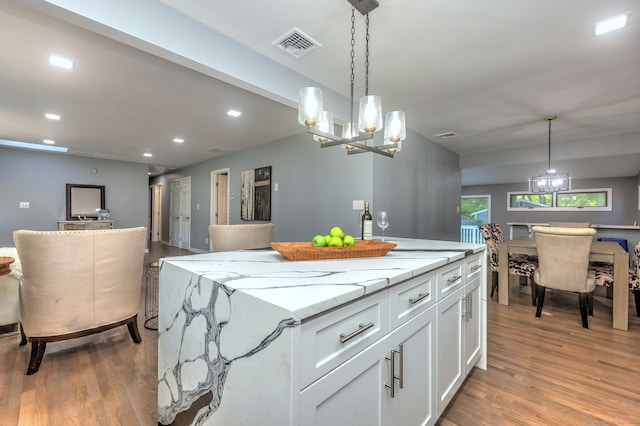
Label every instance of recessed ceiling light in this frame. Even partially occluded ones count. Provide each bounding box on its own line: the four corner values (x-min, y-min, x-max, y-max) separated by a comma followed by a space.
594, 13, 630, 35
173, 138, 184, 143
143, 153, 153, 157
43, 139, 55, 145
227, 110, 242, 117
49, 55, 74, 69
0, 139, 68, 152
45, 113, 61, 120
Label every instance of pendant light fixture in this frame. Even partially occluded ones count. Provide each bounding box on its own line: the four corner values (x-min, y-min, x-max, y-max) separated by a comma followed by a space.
528, 115, 571, 193
297, 0, 406, 158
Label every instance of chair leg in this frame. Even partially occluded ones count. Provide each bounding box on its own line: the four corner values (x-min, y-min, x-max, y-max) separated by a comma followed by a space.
19, 323, 27, 346
578, 293, 589, 329
26, 339, 47, 375
127, 314, 142, 344
519, 275, 527, 286
587, 293, 594, 316
634, 290, 640, 317
530, 276, 537, 306
490, 271, 498, 297
535, 286, 546, 318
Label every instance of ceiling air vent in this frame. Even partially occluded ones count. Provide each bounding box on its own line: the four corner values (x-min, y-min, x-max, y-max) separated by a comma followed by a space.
435, 131, 459, 139
273, 27, 321, 58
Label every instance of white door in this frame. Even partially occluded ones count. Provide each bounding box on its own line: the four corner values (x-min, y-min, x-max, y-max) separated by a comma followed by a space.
170, 177, 191, 249
464, 276, 482, 374
388, 306, 437, 426
300, 334, 390, 426
436, 286, 464, 416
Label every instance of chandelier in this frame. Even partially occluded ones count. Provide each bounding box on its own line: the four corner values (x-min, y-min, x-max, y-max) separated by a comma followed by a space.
297, 0, 406, 158
529, 115, 571, 193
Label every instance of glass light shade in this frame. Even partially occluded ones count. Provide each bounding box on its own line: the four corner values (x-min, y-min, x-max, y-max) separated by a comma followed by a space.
358, 95, 383, 134
529, 172, 571, 193
298, 87, 323, 128
313, 111, 335, 143
384, 111, 406, 154
341, 122, 359, 150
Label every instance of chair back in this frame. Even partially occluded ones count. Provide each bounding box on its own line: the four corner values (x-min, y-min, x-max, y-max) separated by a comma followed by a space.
532, 226, 596, 293
14, 227, 146, 336
208, 224, 274, 252
478, 223, 503, 271
548, 221, 591, 228
634, 241, 640, 270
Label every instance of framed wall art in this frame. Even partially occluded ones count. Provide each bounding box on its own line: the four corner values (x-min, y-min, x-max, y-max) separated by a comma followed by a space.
241, 166, 271, 221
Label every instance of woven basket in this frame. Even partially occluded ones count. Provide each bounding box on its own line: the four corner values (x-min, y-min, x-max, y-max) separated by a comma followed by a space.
0, 256, 15, 276
270, 240, 397, 261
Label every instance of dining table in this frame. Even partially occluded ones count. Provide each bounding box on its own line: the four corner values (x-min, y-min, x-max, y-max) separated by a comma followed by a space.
499, 237, 630, 331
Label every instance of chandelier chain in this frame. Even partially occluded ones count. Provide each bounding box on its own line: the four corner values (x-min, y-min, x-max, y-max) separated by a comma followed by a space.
350, 7, 356, 126
364, 14, 370, 96
547, 118, 552, 171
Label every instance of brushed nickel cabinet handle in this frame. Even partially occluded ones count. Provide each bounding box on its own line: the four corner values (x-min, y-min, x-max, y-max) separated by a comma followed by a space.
398, 343, 404, 390
447, 274, 462, 283
385, 349, 397, 398
471, 264, 481, 271
339, 322, 374, 344
468, 292, 473, 320
408, 292, 430, 304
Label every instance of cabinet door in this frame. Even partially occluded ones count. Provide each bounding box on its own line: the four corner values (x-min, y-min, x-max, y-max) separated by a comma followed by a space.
464, 276, 482, 375
436, 286, 464, 416
388, 306, 437, 426
300, 334, 390, 426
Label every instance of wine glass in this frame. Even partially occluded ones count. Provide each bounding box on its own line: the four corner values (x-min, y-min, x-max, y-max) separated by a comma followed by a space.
377, 211, 389, 241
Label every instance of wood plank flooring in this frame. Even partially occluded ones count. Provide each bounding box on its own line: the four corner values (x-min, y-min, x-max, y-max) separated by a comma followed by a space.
2, 244, 640, 425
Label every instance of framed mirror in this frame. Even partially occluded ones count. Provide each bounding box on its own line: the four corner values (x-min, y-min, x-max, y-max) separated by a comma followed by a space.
66, 184, 105, 220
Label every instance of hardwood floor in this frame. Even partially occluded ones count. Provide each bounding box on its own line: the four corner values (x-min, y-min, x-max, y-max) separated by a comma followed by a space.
2, 245, 639, 425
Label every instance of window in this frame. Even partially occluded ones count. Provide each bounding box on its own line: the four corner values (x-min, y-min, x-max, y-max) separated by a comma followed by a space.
461, 195, 490, 243
507, 188, 612, 211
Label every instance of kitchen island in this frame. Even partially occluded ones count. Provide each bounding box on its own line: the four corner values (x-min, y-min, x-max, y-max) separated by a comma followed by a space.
158, 238, 487, 425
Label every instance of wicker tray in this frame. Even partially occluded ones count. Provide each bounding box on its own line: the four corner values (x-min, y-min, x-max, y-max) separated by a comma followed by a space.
0, 256, 15, 277
270, 240, 397, 261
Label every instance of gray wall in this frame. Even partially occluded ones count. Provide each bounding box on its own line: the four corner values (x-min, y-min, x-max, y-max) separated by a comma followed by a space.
0, 147, 149, 246
152, 129, 462, 251
463, 175, 640, 249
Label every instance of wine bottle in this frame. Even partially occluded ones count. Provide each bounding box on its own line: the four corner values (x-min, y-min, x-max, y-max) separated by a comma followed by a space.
361, 202, 373, 240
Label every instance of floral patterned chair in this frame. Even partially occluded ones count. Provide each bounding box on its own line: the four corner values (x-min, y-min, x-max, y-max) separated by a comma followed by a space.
478, 223, 539, 305
590, 241, 640, 316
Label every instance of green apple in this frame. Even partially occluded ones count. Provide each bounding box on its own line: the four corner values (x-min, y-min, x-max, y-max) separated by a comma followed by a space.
312, 235, 327, 247
330, 226, 345, 239
343, 235, 355, 247
324, 235, 332, 245
328, 236, 344, 247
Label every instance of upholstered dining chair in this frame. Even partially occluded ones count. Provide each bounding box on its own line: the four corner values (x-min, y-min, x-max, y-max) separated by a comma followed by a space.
590, 241, 640, 316
548, 222, 591, 228
531, 225, 597, 328
208, 223, 274, 252
478, 223, 538, 305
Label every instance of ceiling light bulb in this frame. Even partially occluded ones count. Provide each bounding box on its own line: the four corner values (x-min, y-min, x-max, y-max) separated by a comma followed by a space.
594, 13, 629, 35
49, 55, 74, 69
45, 113, 61, 120
143, 153, 153, 157
227, 110, 242, 117
43, 139, 55, 145
173, 138, 184, 143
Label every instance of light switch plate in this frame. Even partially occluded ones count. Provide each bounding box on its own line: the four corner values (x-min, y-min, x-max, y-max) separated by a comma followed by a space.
353, 200, 364, 210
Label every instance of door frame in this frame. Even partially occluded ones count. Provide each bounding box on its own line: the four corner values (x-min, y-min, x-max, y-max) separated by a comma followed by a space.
210, 168, 230, 250
149, 183, 162, 242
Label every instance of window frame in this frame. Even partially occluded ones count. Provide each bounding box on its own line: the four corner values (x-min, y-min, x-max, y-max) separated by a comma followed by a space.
507, 188, 612, 211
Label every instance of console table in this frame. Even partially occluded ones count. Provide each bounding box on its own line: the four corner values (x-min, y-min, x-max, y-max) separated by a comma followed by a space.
58, 220, 113, 230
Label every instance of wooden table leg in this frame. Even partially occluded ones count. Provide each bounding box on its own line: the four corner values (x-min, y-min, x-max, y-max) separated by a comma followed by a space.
612, 251, 629, 331
498, 242, 509, 305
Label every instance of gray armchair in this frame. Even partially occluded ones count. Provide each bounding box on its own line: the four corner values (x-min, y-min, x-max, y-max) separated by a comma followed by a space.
531, 225, 597, 328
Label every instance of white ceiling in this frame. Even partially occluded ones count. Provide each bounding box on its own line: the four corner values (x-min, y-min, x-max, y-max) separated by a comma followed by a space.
2, 0, 639, 184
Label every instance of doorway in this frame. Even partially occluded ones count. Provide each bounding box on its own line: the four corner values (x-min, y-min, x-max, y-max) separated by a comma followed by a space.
149, 183, 162, 242
169, 177, 191, 249
210, 169, 229, 250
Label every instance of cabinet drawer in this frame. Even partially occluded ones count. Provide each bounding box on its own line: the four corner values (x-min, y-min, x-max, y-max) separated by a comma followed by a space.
299, 290, 389, 389
465, 253, 483, 281
436, 259, 464, 301
389, 270, 436, 329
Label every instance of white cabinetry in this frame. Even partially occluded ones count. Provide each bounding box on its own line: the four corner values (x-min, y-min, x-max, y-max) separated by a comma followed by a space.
436, 253, 484, 416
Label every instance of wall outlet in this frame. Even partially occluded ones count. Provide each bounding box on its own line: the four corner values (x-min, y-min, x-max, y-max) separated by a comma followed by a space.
352, 200, 364, 210
19, 201, 29, 209
274, 183, 279, 192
